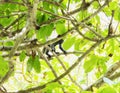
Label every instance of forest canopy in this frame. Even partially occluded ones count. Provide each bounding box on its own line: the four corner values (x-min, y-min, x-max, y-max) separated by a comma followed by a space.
0, 0, 120, 93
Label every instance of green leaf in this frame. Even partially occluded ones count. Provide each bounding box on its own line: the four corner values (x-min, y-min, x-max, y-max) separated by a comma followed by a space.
8, 3, 18, 10
0, 56, 9, 77
98, 57, 108, 70
95, 55, 108, 78
77, 11, 90, 21
4, 41, 14, 46
2, 17, 14, 26
27, 30, 35, 38
103, 7, 111, 16
33, 56, 41, 73
92, 1, 99, 9
19, 51, 26, 62
56, 21, 66, 35
44, 82, 62, 92
105, 39, 114, 55
27, 56, 34, 72
74, 39, 81, 51
36, 24, 54, 43
5, 9, 11, 16
37, 14, 48, 24
43, 82, 62, 93
53, 6, 58, 14
43, 2, 50, 11
80, 41, 88, 49
98, 86, 117, 93
117, 11, 120, 21
114, 8, 119, 21
63, 36, 76, 50
46, 82, 62, 89
109, 1, 117, 10
84, 55, 98, 73
36, 26, 46, 43
45, 23, 54, 36
95, 15, 100, 24
85, 31, 95, 38
88, 15, 100, 26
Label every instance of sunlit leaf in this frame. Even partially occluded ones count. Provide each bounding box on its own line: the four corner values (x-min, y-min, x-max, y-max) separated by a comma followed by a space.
4, 41, 14, 46
84, 55, 98, 73
92, 1, 99, 9
33, 56, 41, 73
63, 36, 76, 50
109, 1, 117, 10
43, 2, 50, 11
56, 21, 66, 35
74, 39, 81, 51
19, 51, 26, 62
37, 14, 48, 24
105, 39, 115, 55
27, 56, 34, 72
103, 7, 111, 16
36, 26, 46, 43
27, 30, 35, 38
98, 86, 117, 93
0, 56, 9, 77
45, 23, 54, 36
117, 11, 120, 21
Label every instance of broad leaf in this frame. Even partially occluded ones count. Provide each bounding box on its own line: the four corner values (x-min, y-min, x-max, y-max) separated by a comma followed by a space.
84, 55, 98, 73
45, 23, 54, 36
63, 36, 76, 50
44, 82, 62, 92
36, 24, 54, 43
36, 26, 46, 43
4, 41, 14, 46
27, 56, 34, 72
37, 14, 48, 24
0, 56, 9, 77
33, 56, 41, 73
105, 39, 115, 55
117, 10, 120, 21
98, 86, 117, 93
74, 39, 81, 51
109, 1, 117, 10
56, 21, 66, 35
19, 51, 26, 62
92, 1, 99, 9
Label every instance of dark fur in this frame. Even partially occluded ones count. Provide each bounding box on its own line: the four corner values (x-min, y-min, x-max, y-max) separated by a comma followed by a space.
43, 35, 66, 58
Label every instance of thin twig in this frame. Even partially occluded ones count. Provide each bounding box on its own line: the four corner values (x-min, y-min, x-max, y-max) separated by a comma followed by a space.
36, 48, 66, 93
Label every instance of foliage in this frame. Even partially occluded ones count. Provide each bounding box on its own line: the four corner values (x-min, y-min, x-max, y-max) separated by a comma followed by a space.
0, 56, 9, 78
0, 0, 120, 93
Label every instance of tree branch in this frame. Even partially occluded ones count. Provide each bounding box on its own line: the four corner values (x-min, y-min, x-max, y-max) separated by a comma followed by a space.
9, 0, 39, 58
85, 61, 120, 91
36, 48, 66, 93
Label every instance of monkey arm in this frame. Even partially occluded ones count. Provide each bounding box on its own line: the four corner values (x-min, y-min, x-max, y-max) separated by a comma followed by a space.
59, 43, 67, 54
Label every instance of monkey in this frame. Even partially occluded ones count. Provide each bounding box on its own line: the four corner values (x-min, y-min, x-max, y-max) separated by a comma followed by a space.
43, 35, 67, 58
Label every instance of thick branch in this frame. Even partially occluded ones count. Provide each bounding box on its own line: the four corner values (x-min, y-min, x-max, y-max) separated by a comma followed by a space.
9, 0, 39, 58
